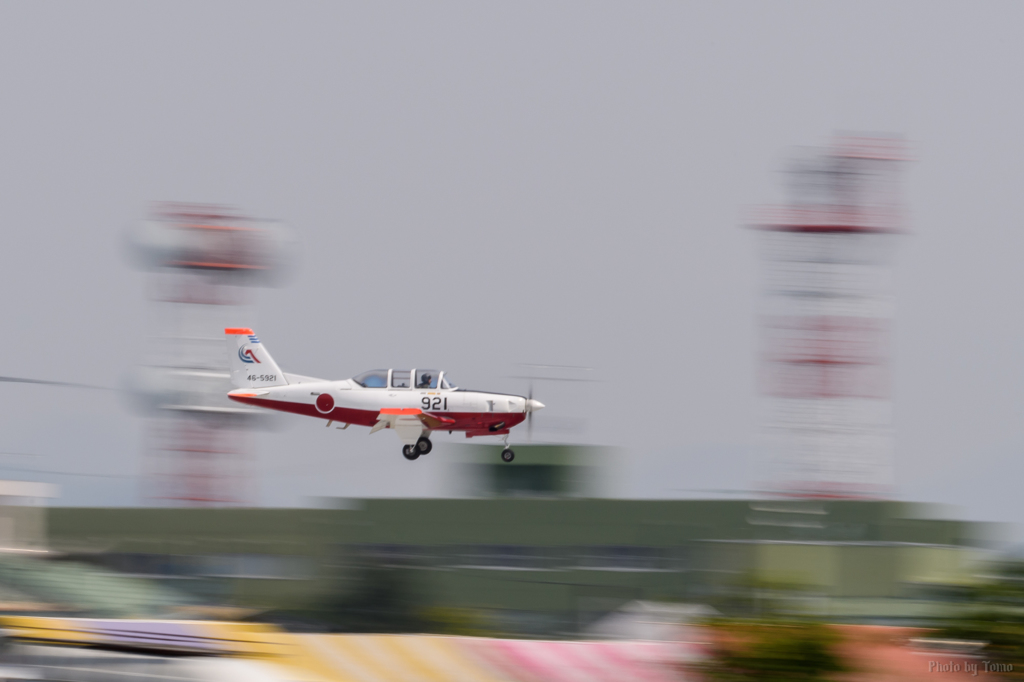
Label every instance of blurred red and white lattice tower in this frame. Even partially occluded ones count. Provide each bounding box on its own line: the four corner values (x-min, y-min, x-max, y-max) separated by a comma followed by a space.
128, 203, 291, 505
754, 136, 906, 498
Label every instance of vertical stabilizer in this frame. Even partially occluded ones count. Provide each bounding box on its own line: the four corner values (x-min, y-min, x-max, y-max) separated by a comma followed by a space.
225, 328, 288, 388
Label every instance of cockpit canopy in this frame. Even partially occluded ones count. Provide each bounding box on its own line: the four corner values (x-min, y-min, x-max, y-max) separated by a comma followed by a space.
351, 369, 388, 388
350, 369, 456, 389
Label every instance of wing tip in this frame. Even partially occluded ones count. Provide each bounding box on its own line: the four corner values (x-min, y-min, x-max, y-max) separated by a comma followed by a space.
225, 327, 255, 335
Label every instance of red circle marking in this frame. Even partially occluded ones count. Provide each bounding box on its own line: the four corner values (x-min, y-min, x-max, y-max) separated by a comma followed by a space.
315, 393, 335, 413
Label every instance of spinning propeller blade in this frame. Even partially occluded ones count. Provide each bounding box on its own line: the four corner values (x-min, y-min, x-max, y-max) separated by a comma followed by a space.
527, 382, 533, 442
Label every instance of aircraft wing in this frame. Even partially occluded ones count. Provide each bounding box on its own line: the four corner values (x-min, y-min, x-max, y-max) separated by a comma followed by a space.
369, 408, 454, 444
419, 412, 456, 430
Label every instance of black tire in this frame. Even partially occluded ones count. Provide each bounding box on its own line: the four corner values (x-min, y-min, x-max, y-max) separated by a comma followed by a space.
416, 437, 433, 455
501, 448, 515, 463
403, 444, 419, 460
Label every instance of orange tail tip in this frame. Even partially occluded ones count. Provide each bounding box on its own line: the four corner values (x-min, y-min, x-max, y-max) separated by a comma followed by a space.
225, 327, 255, 335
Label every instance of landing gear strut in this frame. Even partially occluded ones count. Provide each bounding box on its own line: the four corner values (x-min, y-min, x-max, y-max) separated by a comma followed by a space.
416, 437, 432, 455
500, 433, 514, 463
402, 444, 419, 460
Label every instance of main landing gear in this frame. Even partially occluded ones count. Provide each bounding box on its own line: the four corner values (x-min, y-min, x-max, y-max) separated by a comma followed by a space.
403, 437, 433, 461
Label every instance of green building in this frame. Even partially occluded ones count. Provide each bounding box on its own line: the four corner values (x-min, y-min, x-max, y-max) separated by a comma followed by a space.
42, 495, 989, 635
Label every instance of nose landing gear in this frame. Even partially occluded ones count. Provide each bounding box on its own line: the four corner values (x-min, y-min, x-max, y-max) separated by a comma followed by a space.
500, 434, 515, 463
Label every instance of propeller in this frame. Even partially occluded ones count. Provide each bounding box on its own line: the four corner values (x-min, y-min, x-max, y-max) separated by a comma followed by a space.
528, 381, 534, 442
514, 363, 590, 443
524, 380, 545, 442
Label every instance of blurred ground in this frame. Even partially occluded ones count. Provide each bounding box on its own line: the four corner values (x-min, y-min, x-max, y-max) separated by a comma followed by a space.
835, 626, 995, 682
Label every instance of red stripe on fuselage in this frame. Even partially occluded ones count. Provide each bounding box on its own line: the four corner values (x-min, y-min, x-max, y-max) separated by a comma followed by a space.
227, 395, 526, 431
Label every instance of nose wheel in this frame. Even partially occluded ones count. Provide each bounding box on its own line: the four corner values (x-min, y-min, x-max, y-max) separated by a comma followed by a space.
495, 430, 512, 462
402, 444, 419, 460
499, 433, 515, 463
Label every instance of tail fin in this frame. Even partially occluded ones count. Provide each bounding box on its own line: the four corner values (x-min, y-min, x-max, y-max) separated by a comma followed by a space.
225, 328, 288, 388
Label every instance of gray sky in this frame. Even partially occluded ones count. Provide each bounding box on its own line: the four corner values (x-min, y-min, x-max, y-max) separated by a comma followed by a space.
1, 2, 1023, 523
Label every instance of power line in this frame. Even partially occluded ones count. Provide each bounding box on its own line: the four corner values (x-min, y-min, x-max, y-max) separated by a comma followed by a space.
0, 376, 111, 390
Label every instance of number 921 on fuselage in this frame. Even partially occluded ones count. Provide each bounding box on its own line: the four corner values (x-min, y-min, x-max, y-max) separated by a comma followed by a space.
223, 328, 543, 462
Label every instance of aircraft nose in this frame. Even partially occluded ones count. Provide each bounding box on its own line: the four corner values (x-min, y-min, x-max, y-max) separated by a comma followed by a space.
525, 399, 545, 413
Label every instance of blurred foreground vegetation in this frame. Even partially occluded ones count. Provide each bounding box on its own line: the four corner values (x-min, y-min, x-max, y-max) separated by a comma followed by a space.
937, 561, 1024, 678
694, 618, 849, 682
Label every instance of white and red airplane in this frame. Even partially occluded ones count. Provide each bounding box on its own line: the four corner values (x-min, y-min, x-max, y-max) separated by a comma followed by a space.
223, 328, 543, 462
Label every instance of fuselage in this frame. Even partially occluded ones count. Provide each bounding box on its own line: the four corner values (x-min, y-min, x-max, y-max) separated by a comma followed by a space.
228, 377, 530, 437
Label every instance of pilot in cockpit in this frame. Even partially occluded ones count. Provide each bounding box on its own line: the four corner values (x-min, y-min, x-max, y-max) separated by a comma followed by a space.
417, 373, 433, 389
